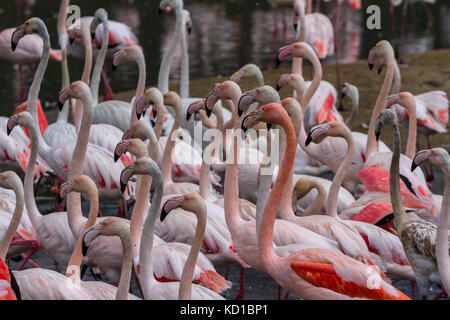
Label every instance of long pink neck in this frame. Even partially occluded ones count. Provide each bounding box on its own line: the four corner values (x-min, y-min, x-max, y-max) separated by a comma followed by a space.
401, 96, 417, 160
259, 112, 296, 270
326, 126, 355, 219
278, 102, 303, 220
367, 62, 394, 159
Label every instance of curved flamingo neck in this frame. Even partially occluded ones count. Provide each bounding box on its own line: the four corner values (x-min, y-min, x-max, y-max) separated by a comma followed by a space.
392, 62, 401, 95
158, 6, 184, 95
436, 160, 450, 294
367, 62, 395, 159
139, 161, 164, 299
0, 179, 24, 260
278, 101, 303, 220
326, 126, 355, 219
154, 100, 166, 140
90, 12, 109, 105
179, 201, 207, 300
300, 51, 322, 108
259, 111, 296, 269
161, 100, 182, 184
390, 123, 410, 229
65, 187, 99, 278
297, 180, 327, 216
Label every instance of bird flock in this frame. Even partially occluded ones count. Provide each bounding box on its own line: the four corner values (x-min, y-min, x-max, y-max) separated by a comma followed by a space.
0, 0, 449, 301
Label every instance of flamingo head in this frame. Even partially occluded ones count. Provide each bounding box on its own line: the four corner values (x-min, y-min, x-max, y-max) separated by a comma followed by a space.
58, 81, 90, 111
412, 148, 449, 172
276, 42, 315, 68
58, 175, 97, 204
112, 45, 144, 72
375, 108, 398, 141
368, 40, 395, 74
239, 86, 280, 117
339, 83, 358, 111
230, 64, 261, 84
114, 139, 147, 163
11, 18, 45, 51
242, 102, 287, 134
305, 123, 332, 146
122, 129, 135, 141
90, 9, 108, 41
82, 218, 129, 256
187, 99, 205, 122
183, 10, 192, 35
163, 91, 181, 111
386, 92, 415, 109
205, 81, 241, 117
160, 193, 205, 222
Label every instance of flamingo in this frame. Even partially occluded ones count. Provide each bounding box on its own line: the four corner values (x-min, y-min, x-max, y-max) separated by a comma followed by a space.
244, 102, 409, 299
411, 148, 450, 297
361, 41, 434, 217
67, 21, 125, 154
67, 7, 140, 102
81, 218, 140, 300
230, 64, 266, 89
0, 171, 91, 300
11, 19, 133, 209
114, 139, 231, 293
121, 157, 224, 299
275, 42, 391, 196
377, 108, 449, 300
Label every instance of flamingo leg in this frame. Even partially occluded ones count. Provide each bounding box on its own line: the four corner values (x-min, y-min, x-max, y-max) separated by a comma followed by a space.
431, 289, 447, 300
281, 5, 287, 44
234, 267, 245, 300
389, 2, 396, 34
10, 240, 40, 270
101, 67, 115, 101
315, 0, 321, 13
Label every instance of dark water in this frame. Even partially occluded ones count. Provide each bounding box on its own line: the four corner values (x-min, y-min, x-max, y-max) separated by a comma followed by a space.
0, 0, 450, 116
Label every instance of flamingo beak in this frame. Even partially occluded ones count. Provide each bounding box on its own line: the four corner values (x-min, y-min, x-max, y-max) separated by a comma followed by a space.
69, 37, 75, 45
58, 87, 70, 112
160, 196, 184, 222
187, 27, 192, 35
158, 8, 164, 15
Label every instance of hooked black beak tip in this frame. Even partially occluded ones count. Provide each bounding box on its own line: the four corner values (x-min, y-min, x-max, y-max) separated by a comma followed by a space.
305, 135, 313, 147
369, 63, 374, 70
81, 239, 89, 256
267, 123, 272, 131
411, 162, 418, 172
69, 37, 75, 45
237, 108, 244, 117
293, 23, 298, 32
186, 112, 192, 122
112, 63, 117, 72
136, 111, 142, 120
375, 130, 381, 142
7, 127, 12, 136
58, 100, 64, 112
91, 32, 95, 40
276, 84, 281, 92
114, 153, 120, 163
205, 107, 212, 118
158, 8, 164, 15
11, 42, 17, 52
188, 27, 192, 35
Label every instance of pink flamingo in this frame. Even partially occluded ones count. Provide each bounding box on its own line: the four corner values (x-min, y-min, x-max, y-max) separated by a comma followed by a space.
121, 157, 224, 299
0, 171, 91, 300
391, 61, 449, 182
245, 102, 409, 299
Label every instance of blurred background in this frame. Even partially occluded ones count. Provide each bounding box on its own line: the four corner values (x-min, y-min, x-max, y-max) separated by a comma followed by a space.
0, 0, 449, 116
